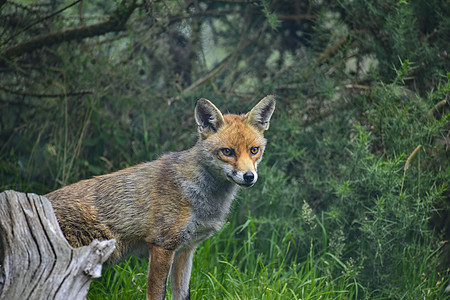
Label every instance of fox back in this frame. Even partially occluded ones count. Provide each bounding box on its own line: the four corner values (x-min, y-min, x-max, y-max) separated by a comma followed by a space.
46, 96, 275, 300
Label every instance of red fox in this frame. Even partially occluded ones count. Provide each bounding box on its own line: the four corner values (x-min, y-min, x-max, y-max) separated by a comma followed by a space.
45, 95, 275, 300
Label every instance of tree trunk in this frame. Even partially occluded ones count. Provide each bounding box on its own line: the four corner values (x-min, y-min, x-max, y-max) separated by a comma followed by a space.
0, 190, 116, 299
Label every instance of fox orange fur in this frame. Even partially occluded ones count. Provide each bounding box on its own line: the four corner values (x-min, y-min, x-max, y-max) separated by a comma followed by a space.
46, 96, 276, 300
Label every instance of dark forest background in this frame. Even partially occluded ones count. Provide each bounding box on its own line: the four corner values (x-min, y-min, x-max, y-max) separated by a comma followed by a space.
1, 0, 449, 298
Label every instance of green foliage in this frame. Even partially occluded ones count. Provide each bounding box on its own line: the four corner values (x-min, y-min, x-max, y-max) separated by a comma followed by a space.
260, 0, 280, 31
1, 0, 449, 299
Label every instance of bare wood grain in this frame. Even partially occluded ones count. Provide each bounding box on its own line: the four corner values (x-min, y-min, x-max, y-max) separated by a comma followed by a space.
0, 190, 115, 299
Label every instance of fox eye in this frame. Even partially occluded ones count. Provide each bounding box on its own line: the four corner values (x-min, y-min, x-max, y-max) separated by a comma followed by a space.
250, 147, 259, 155
221, 148, 233, 156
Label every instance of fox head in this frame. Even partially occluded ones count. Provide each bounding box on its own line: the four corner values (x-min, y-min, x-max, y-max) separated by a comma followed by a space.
194, 95, 275, 187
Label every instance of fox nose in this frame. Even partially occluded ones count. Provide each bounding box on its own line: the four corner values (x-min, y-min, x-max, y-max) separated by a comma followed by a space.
243, 172, 255, 183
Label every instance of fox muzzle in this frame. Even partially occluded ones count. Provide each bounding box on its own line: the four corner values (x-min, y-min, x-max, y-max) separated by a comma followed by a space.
227, 170, 257, 187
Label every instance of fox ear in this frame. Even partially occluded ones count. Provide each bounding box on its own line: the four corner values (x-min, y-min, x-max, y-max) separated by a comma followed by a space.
246, 95, 276, 132
195, 98, 225, 138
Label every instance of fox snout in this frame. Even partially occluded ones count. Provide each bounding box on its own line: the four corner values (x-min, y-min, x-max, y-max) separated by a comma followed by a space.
215, 146, 262, 187
241, 171, 257, 187
227, 169, 258, 187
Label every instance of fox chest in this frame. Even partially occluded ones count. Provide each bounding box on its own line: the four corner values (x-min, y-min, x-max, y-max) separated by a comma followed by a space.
181, 189, 238, 246
181, 219, 222, 247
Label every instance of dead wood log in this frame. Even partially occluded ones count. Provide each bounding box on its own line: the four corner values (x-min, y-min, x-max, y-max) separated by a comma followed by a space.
0, 190, 116, 299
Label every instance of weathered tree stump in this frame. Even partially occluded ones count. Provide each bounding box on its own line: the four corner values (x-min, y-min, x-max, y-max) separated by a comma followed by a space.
0, 190, 116, 299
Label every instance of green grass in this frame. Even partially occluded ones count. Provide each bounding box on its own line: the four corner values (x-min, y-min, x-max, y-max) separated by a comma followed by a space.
88, 218, 365, 300
87, 211, 448, 299
88, 257, 148, 299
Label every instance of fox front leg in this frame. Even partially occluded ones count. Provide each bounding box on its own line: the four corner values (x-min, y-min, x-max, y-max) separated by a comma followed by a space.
170, 246, 196, 300
147, 244, 175, 300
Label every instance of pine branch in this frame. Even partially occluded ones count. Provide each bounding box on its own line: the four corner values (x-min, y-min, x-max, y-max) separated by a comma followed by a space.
318, 35, 350, 63
0, 0, 82, 48
277, 14, 315, 21
0, 0, 138, 63
0, 84, 92, 98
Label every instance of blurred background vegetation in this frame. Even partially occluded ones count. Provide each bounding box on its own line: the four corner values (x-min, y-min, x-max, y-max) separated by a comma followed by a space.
1, 0, 449, 298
